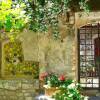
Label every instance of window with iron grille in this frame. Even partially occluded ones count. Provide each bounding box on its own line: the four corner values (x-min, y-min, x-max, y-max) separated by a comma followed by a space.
78, 23, 100, 89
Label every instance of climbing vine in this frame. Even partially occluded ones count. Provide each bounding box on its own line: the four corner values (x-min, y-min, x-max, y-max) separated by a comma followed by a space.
0, 0, 90, 39
21, 0, 90, 39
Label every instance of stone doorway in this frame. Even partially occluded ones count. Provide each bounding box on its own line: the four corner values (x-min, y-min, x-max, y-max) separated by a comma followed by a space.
78, 23, 100, 89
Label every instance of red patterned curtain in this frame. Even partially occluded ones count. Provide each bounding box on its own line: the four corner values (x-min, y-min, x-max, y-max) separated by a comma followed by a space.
94, 37, 100, 62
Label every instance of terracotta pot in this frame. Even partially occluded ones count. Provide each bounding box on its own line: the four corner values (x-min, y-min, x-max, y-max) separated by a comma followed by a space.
45, 87, 59, 96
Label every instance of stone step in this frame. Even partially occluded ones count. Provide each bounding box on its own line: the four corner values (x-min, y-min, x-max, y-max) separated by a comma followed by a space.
89, 96, 100, 100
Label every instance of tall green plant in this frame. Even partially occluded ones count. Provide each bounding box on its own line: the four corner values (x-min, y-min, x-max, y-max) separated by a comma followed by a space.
0, 0, 29, 41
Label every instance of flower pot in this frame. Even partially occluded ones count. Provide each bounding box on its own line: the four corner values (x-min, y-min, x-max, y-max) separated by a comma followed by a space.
45, 87, 59, 96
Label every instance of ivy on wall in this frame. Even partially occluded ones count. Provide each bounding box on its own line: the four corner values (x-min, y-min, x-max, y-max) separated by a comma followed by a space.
0, 0, 90, 39
23, 0, 90, 38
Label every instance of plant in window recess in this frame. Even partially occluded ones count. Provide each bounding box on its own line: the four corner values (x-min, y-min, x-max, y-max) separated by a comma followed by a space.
40, 72, 88, 100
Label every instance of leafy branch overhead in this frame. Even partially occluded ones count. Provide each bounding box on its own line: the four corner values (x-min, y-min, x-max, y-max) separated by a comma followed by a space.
24, 0, 90, 38
0, 0, 90, 39
0, 1, 29, 30
0, 0, 28, 40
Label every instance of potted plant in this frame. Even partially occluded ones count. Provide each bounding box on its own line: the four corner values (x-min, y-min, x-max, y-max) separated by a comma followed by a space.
52, 82, 88, 100
40, 72, 88, 100
40, 72, 60, 96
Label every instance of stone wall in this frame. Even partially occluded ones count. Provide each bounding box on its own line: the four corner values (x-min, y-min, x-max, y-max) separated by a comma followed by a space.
0, 39, 39, 100
1, 11, 100, 100
18, 26, 76, 79
0, 79, 39, 100
75, 12, 100, 28
0, 11, 100, 100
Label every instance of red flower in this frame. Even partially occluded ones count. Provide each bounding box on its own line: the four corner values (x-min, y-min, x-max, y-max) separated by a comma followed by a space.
40, 72, 48, 81
59, 75, 65, 81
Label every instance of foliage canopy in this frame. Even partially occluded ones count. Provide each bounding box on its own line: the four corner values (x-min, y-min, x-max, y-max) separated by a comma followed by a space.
0, 0, 90, 39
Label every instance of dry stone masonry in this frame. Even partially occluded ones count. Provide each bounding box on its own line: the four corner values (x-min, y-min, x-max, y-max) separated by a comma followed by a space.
0, 79, 39, 100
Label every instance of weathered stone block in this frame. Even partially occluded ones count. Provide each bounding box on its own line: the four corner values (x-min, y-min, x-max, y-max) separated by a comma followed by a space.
3, 81, 21, 90
17, 93, 24, 97
22, 84, 33, 89
0, 81, 3, 88
9, 96, 17, 100
18, 96, 25, 100
24, 93, 31, 96
0, 79, 36, 100
25, 97, 33, 100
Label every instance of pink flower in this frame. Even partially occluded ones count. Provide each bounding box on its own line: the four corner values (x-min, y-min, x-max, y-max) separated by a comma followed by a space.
59, 75, 65, 81
40, 72, 48, 81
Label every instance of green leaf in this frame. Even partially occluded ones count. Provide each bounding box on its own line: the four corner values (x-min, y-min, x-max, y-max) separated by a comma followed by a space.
4, 15, 12, 32
0, 21, 3, 30
37, 0, 45, 6
14, 20, 24, 30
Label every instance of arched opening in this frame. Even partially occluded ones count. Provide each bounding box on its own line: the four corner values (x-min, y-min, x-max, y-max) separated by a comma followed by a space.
78, 23, 100, 89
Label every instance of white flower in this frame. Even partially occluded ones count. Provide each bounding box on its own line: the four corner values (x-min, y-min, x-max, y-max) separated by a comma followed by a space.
47, 1, 54, 8
20, 11, 26, 15
47, 80, 51, 84
36, 95, 55, 100
56, 87, 59, 89
67, 83, 76, 89
68, 94, 73, 97
16, 4, 20, 8
72, 80, 75, 83
43, 85, 51, 89
76, 83, 79, 85
84, 96, 89, 100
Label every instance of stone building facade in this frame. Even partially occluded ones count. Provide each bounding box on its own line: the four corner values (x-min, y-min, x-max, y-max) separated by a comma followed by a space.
0, 11, 100, 99
18, 11, 100, 81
